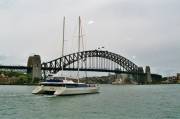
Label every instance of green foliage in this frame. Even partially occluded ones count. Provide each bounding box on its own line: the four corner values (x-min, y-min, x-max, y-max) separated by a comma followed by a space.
0, 70, 32, 84
0, 70, 23, 77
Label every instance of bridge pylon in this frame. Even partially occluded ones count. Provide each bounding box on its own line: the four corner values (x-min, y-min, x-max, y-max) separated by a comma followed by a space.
27, 55, 41, 82
145, 66, 152, 84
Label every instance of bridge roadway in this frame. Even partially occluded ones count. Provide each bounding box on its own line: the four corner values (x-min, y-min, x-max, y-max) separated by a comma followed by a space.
0, 65, 162, 82
0, 65, 140, 75
0, 65, 30, 70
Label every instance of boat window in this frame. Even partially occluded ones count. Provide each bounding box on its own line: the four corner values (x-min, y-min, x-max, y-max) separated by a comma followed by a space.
78, 84, 88, 87
65, 84, 88, 88
46, 80, 63, 82
43, 84, 65, 87
65, 84, 77, 88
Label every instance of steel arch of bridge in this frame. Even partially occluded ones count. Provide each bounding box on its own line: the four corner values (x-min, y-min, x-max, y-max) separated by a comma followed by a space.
41, 50, 138, 73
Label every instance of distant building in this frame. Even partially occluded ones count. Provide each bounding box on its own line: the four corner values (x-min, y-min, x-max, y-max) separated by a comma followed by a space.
177, 73, 180, 80
163, 74, 179, 84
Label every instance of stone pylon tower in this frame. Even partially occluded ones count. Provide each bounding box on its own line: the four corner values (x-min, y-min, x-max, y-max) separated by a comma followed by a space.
27, 55, 41, 82
145, 66, 152, 84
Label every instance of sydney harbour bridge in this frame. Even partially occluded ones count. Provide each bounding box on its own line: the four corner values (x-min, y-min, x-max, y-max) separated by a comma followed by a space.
0, 49, 161, 83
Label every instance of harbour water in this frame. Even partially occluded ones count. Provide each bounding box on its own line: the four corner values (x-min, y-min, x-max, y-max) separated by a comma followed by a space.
0, 84, 180, 119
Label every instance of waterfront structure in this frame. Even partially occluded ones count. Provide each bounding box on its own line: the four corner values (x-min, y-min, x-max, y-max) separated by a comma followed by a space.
0, 50, 139, 74
41, 49, 139, 75
0, 50, 162, 84
112, 73, 137, 85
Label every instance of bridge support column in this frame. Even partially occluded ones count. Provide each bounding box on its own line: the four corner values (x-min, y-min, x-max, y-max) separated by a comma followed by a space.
145, 66, 152, 84
27, 55, 41, 82
136, 67, 144, 84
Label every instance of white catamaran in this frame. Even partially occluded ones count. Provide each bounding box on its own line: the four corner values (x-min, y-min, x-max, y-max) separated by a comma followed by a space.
32, 16, 100, 96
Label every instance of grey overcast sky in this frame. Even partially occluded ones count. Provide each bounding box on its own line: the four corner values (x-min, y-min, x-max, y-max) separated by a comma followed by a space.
0, 0, 180, 76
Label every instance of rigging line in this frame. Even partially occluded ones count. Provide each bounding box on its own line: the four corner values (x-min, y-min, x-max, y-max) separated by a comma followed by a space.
80, 18, 88, 78
77, 16, 81, 82
61, 16, 65, 76
71, 20, 78, 53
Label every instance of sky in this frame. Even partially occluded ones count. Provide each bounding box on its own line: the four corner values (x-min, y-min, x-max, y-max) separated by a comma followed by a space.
0, 0, 180, 76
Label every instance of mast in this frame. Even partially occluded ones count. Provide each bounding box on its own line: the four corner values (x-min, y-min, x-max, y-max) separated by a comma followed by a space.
77, 16, 81, 83
61, 16, 65, 76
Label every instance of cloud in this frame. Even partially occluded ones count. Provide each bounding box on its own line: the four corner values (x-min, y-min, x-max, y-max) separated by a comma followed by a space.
0, 55, 6, 61
0, 0, 180, 76
88, 20, 94, 25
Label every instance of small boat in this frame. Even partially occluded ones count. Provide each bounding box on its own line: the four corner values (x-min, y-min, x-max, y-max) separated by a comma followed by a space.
32, 75, 100, 95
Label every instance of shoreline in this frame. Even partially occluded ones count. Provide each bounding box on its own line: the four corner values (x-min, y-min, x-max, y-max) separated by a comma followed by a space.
0, 83, 179, 86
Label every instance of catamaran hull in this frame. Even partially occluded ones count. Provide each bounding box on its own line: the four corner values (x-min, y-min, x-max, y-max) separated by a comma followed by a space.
32, 86, 100, 96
